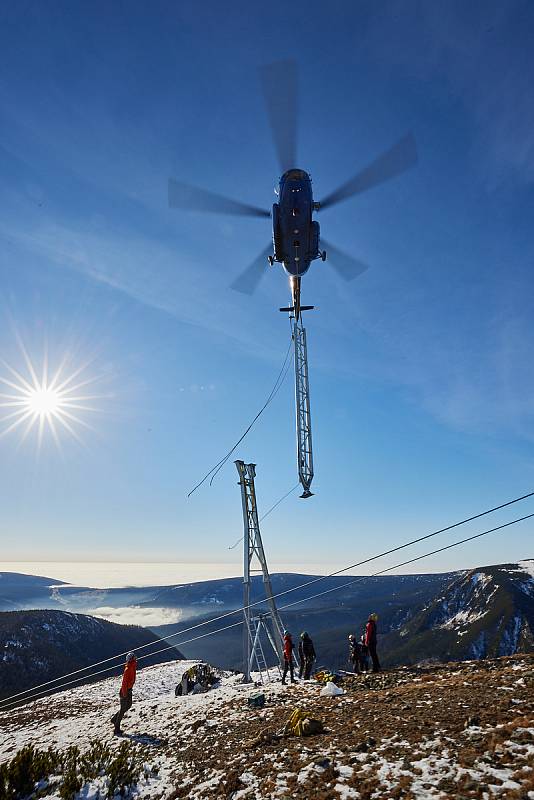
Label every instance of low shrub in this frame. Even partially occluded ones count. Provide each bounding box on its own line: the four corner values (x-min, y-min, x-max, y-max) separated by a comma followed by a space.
0, 740, 151, 800
0, 746, 62, 800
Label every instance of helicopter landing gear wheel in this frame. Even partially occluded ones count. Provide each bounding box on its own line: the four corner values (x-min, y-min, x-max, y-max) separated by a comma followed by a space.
321, 250, 327, 261
267, 255, 275, 266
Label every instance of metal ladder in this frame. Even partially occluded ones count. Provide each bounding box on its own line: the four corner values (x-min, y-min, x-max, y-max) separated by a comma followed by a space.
249, 616, 270, 682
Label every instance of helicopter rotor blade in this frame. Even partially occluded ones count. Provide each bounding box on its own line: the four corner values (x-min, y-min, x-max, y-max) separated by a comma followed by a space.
321, 240, 370, 282
230, 243, 274, 295
168, 178, 270, 218
319, 132, 418, 211
259, 60, 298, 174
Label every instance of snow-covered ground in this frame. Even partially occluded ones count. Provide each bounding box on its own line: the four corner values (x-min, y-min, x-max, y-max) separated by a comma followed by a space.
1, 656, 533, 799
0, 659, 290, 760
0, 660, 291, 798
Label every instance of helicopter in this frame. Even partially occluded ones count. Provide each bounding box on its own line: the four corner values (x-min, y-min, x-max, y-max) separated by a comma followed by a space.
168, 61, 417, 318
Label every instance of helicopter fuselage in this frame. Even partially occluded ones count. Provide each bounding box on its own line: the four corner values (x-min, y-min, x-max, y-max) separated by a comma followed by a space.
271, 169, 323, 278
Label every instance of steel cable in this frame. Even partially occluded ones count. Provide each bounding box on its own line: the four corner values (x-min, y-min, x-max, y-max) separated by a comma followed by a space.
2, 510, 532, 710
1, 491, 532, 708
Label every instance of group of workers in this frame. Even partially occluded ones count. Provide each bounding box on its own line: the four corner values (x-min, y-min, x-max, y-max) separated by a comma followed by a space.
281, 612, 381, 685
111, 613, 381, 734
349, 612, 381, 673
281, 629, 316, 684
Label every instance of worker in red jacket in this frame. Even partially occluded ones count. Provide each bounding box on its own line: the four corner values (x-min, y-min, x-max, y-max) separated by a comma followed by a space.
281, 630, 295, 685
365, 613, 381, 673
111, 651, 137, 735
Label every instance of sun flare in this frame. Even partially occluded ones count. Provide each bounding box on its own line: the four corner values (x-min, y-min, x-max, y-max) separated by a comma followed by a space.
26, 387, 62, 417
0, 344, 104, 450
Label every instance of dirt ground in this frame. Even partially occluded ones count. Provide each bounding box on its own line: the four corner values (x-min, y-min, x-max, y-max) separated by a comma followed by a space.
1, 654, 533, 799
169, 655, 534, 799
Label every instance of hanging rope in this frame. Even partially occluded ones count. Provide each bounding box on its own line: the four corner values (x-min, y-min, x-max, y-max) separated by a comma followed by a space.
187, 334, 293, 497
228, 482, 300, 549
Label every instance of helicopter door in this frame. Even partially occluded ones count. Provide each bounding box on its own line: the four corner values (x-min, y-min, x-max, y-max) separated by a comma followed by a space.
309, 220, 320, 259
272, 203, 283, 262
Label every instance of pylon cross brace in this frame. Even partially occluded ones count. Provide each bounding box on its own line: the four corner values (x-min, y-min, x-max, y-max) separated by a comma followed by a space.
235, 460, 286, 683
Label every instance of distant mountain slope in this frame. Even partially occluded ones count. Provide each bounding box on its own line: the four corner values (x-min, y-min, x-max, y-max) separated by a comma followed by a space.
0, 569, 453, 632
160, 562, 534, 671
3, 565, 533, 674
0, 572, 68, 611
147, 571, 452, 615
0, 572, 166, 615
383, 560, 534, 665
152, 573, 454, 670
0, 610, 185, 701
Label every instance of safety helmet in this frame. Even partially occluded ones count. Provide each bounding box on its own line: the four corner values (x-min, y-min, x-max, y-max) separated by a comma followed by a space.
283, 630, 290, 636
348, 634, 355, 640
369, 613, 378, 621
126, 651, 136, 662
300, 631, 308, 639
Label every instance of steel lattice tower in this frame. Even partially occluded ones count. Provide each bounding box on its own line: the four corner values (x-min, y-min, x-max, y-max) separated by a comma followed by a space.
235, 460, 285, 683
293, 319, 314, 498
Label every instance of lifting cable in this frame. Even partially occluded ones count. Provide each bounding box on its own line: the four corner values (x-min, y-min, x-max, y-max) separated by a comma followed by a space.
2, 509, 532, 710
227, 482, 300, 550
187, 333, 293, 497
1, 491, 533, 709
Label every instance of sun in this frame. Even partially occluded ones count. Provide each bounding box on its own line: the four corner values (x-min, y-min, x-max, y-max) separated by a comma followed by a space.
26, 387, 62, 417
0, 342, 104, 450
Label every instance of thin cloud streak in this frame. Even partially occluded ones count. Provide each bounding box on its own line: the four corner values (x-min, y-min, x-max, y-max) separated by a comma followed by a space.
0, 214, 283, 365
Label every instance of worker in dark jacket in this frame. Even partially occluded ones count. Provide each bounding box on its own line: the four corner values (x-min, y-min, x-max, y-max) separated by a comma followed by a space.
298, 631, 316, 680
281, 630, 295, 684
348, 634, 360, 673
111, 651, 137, 735
365, 613, 380, 673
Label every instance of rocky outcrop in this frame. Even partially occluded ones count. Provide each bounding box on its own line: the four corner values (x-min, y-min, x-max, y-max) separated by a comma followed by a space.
383, 560, 534, 665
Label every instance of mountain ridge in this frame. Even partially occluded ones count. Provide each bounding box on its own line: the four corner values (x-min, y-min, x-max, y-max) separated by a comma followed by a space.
1, 562, 532, 677
0, 609, 185, 701
382, 560, 534, 665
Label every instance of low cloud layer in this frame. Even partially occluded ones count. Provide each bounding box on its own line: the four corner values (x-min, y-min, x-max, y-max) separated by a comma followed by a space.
89, 605, 183, 627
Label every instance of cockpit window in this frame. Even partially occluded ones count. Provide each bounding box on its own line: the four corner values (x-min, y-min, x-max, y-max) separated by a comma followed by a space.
285, 169, 307, 180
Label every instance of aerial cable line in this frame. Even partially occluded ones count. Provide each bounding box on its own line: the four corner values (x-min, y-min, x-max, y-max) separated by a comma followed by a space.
2, 490, 533, 706
228, 482, 300, 549
2, 491, 533, 708
187, 334, 293, 497
3, 510, 532, 710
276, 511, 534, 611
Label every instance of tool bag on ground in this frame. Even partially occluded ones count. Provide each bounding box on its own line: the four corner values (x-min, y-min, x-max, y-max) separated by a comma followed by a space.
314, 668, 342, 685
283, 708, 324, 737
248, 692, 266, 708
175, 663, 218, 696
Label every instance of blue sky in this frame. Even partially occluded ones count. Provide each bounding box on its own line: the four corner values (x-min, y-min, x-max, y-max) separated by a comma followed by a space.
1, 0, 534, 578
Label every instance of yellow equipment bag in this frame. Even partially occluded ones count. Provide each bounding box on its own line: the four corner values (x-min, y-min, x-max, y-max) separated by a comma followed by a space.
284, 708, 324, 737
314, 670, 336, 685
